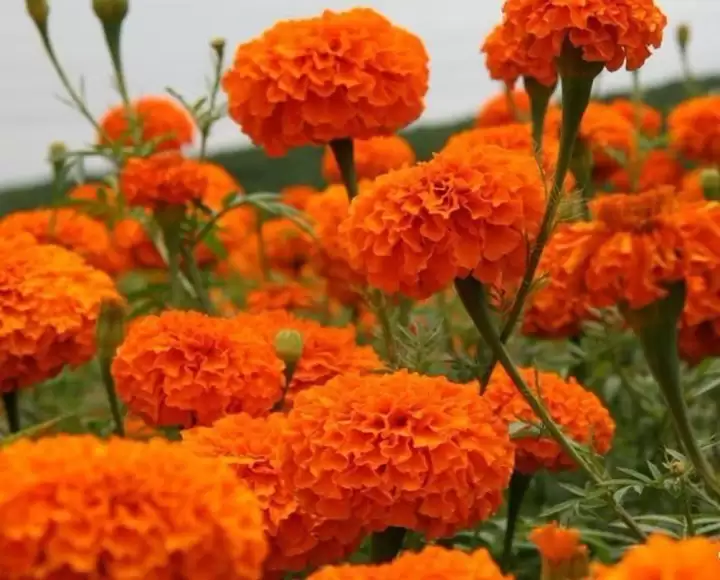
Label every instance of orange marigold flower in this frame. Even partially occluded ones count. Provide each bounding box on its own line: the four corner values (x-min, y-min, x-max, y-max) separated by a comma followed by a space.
482, 23, 557, 88
183, 413, 360, 577
609, 98, 662, 137
281, 185, 319, 211
606, 150, 684, 193
679, 274, 720, 365
235, 310, 382, 403
98, 95, 195, 151
680, 168, 710, 203
484, 367, 615, 473
247, 281, 315, 314
340, 145, 546, 299
123, 412, 158, 439
120, 151, 207, 209
282, 370, 515, 539
0, 208, 117, 274
223, 8, 429, 155
590, 534, 720, 580
476, 89, 532, 127
669, 95, 720, 165
0, 435, 266, 579
196, 161, 244, 210
68, 181, 118, 219
322, 136, 416, 184
502, 0, 667, 72
308, 545, 509, 580
0, 238, 120, 392
112, 310, 284, 427
530, 522, 587, 564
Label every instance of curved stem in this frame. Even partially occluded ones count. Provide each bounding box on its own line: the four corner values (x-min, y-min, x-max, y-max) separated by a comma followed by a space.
180, 244, 214, 315
99, 357, 125, 436
199, 48, 225, 160
524, 76, 556, 155
501, 471, 533, 572
329, 138, 358, 200
2, 392, 21, 434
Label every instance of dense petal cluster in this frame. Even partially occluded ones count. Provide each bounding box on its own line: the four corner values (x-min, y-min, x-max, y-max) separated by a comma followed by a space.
223, 8, 429, 155
246, 281, 315, 313
669, 95, 720, 165
502, 0, 667, 72
484, 367, 615, 473
679, 275, 720, 365
120, 152, 207, 209
183, 413, 360, 576
340, 145, 546, 299
590, 534, 720, 580
281, 185, 319, 210
475, 89, 531, 127
609, 98, 663, 137
680, 168, 709, 203
482, 23, 557, 87
0, 237, 120, 392
112, 310, 284, 427
322, 136, 416, 183
606, 150, 684, 192
196, 161, 244, 210
282, 371, 515, 539
98, 96, 195, 151
68, 181, 118, 219
530, 522, 586, 564
0, 435, 266, 579
309, 546, 510, 580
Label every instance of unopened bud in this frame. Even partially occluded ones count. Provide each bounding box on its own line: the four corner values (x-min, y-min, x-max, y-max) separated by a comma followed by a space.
48, 141, 67, 165
670, 460, 687, 477
274, 329, 304, 365
210, 37, 226, 58
677, 23, 691, 54
700, 168, 720, 201
96, 300, 126, 357
26, 0, 49, 28
92, 0, 128, 26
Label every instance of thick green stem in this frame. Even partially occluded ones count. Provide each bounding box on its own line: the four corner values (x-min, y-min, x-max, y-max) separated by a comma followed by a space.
501, 471, 533, 572
157, 205, 187, 308
180, 244, 215, 315
524, 76, 556, 155
2, 392, 21, 434
569, 140, 594, 219
272, 362, 297, 413
375, 297, 399, 367
370, 527, 406, 564
99, 358, 125, 436
329, 138, 358, 199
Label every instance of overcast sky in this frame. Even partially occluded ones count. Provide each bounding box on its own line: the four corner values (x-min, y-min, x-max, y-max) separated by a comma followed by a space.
1, 0, 718, 186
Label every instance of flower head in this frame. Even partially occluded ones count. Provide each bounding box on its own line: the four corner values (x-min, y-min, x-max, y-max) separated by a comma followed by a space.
247, 281, 315, 313
0, 435, 266, 579
669, 95, 720, 165
609, 98, 662, 137
322, 136, 416, 183
340, 145, 546, 299
196, 161, 243, 210
502, 0, 667, 72
0, 237, 120, 392
183, 413, 360, 576
111, 310, 284, 427
606, 150, 684, 193
99, 96, 195, 151
68, 181, 118, 218
281, 185, 319, 211
680, 168, 711, 203
282, 370, 515, 539
484, 367, 615, 473
476, 89, 531, 127
223, 8, 429, 155
531, 522, 589, 580
679, 275, 720, 366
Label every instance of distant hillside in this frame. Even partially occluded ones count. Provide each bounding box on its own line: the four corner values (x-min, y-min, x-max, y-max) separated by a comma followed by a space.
1, 74, 718, 217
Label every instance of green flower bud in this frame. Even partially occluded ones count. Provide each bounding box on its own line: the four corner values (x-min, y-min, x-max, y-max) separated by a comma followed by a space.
677, 23, 690, 53
96, 300, 126, 358
92, 0, 128, 26
210, 37, 226, 58
26, 0, 49, 28
273, 329, 304, 365
700, 168, 720, 201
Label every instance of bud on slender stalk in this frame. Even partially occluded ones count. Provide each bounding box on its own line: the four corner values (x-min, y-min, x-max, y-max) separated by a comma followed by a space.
92, 0, 128, 26
700, 167, 720, 201
96, 300, 126, 358
677, 23, 691, 55
47, 141, 67, 176
274, 329, 304, 366
26, 0, 49, 29
210, 37, 226, 59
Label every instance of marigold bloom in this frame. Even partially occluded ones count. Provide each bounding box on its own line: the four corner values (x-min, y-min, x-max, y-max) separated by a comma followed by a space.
99, 96, 195, 151
183, 413, 360, 576
322, 135, 416, 184
482, 23, 557, 87
246, 281, 315, 313
0, 208, 117, 274
281, 185, 319, 211
68, 181, 118, 217
679, 275, 720, 365
669, 95, 720, 165
0, 435, 266, 579
484, 367, 615, 473
235, 310, 381, 402
120, 152, 207, 209
340, 145, 546, 299
502, 0, 667, 72
0, 238, 120, 392
680, 168, 709, 203
223, 8, 429, 155
196, 161, 244, 210
530, 522, 586, 564
476, 89, 532, 127
590, 534, 720, 580
282, 370, 515, 539
606, 150, 684, 192
308, 545, 509, 580
609, 98, 663, 138
112, 310, 284, 427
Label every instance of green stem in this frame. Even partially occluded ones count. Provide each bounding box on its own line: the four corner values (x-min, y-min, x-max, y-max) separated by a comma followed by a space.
375, 297, 399, 367
199, 47, 225, 160
501, 471, 533, 572
681, 479, 696, 536
524, 76, 556, 155
99, 358, 124, 436
2, 391, 21, 434
569, 140, 594, 219
272, 362, 297, 413
329, 138, 358, 199
370, 527, 406, 564
256, 218, 270, 281
180, 244, 215, 314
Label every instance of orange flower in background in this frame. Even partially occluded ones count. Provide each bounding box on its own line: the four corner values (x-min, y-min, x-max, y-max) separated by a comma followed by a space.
475, 89, 532, 127
669, 95, 720, 165
183, 413, 360, 577
0, 238, 120, 393
606, 150, 684, 192
282, 370, 515, 539
110, 217, 165, 270
196, 161, 244, 210
322, 135, 416, 184
482, 23, 557, 88
680, 168, 710, 203
281, 185, 319, 211
484, 367, 615, 473
120, 151, 207, 209
530, 522, 587, 564
235, 310, 382, 402
308, 545, 510, 580
99, 95, 195, 151
609, 98, 663, 138
502, 0, 667, 72
590, 534, 720, 580
341, 145, 546, 300
223, 8, 429, 155
0, 208, 118, 274
247, 281, 315, 313
68, 181, 118, 219
112, 310, 284, 427
0, 435, 266, 579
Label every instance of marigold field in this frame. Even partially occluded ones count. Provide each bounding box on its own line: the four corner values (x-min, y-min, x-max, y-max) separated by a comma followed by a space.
3, 1, 720, 579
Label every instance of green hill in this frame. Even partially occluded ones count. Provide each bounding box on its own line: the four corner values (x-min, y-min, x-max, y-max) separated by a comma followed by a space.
1, 74, 718, 217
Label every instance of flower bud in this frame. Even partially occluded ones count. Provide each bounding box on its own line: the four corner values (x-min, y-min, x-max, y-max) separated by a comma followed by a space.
26, 0, 49, 28
274, 329, 304, 365
47, 141, 67, 176
700, 168, 720, 201
530, 523, 589, 580
96, 300, 126, 358
677, 23, 690, 54
210, 37, 226, 58
92, 0, 128, 26
670, 459, 687, 477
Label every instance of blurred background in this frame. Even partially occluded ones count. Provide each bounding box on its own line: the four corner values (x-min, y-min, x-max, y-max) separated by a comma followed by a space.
1, 0, 718, 189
